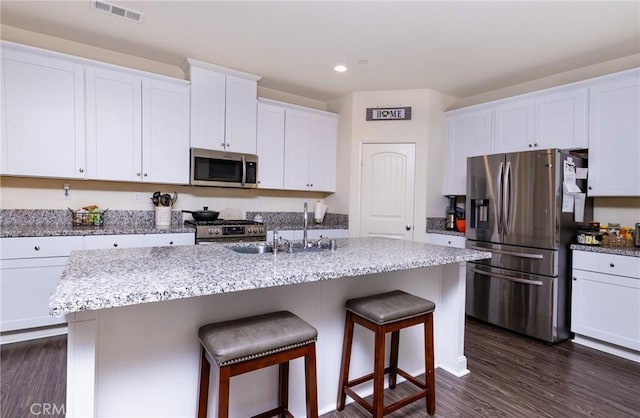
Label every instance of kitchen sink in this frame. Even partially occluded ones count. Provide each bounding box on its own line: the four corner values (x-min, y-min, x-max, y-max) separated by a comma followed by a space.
229, 244, 273, 254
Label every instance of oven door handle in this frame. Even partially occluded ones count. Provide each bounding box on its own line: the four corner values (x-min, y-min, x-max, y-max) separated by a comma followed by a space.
241, 155, 247, 187
470, 267, 544, 286
469, 246, 544, 259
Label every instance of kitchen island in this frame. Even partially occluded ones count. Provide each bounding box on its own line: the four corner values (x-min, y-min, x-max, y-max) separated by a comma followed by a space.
51, 237, 490, 417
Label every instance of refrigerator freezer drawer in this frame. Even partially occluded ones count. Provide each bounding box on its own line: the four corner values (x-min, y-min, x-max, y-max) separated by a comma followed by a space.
466, 264, 568, 342
466, 241, 558, 277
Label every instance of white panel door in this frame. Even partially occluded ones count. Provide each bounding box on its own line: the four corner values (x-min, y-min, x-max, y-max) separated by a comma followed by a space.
256, 102, 285, 189
283, 108, 311, 190
188, 66, 225, 151
85, 66, 142, 182
142, 78, 190, 184
360, 143, 415, 240
535, 87, 588, 150
493, 98, 535, 153
1, 48, 85, 178
443, 107, 493, 195
225, 75, 258, 154
587, 72, 640, 196
308, 113, 337, 192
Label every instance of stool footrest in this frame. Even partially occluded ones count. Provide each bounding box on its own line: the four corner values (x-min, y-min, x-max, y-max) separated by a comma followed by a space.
251, 407, 295, 418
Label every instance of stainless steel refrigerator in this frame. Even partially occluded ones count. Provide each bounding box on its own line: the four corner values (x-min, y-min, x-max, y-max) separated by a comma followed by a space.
465, 148, 592, 343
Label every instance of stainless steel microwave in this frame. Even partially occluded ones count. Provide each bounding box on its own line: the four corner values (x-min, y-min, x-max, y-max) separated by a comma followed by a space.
190, 148, 258, 188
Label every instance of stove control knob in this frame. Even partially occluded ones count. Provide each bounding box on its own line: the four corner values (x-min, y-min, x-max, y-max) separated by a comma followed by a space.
214, 228, 220, 235
207, 228, 214, 235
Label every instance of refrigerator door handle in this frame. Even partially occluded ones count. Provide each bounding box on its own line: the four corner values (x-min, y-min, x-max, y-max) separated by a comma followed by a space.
497, 162, 504, 235
503, 161, 512, 234
469, 246, 545, 259
470, 267, 544, 286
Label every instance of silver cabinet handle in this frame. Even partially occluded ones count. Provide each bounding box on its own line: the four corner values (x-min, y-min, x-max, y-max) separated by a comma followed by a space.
470, 267, 543, 286
137, 172, 141, 177
169, 241, 174, 245
143, 173, 148, 177
34, 245, 40, 251
469, 246, 544, 259
241, 155, 246, 187
113, 243, 118, 248
79, 168, 84, 173
405, 225, 412, 231
610, 263, 615, 268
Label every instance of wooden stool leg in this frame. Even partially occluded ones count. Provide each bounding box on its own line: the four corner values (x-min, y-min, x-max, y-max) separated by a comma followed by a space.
389, 330, 400, 389
425, 313, 436, 416
279, 361, 289, 414
336, 311, 355, 410
305, 343, 319, 418
197, 347, 210, 418
373, 326, 385, 418
217, 366, 231, 418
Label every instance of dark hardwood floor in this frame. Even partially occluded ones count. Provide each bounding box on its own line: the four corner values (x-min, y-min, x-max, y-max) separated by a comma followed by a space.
2, 318, 639, 417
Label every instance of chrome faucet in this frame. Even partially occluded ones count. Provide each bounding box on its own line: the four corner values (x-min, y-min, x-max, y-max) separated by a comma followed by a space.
303, 201, 309, 248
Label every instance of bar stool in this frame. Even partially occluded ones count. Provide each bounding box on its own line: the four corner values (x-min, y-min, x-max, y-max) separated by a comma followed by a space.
197, 310, 318, 418
336, 290, 436, 417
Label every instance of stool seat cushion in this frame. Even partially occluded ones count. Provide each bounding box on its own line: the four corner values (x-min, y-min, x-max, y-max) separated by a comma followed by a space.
346, 290, 435, 325
198, 311, 317, 366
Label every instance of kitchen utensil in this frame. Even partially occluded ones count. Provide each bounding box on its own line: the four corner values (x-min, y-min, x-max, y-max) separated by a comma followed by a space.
161, 194, 171, 207
456, 219, 466, 233
151, 191, 161, 206
172, 192, 178, 206
182, 207, 220, 222
445, 196, 456, 230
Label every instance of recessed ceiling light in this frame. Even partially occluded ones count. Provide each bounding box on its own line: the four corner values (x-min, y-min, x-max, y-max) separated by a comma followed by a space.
334, 65, 348, 73
358, 60, 368, 65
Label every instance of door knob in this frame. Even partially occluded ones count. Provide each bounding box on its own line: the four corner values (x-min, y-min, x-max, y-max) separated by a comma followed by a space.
405, 225, 412, 231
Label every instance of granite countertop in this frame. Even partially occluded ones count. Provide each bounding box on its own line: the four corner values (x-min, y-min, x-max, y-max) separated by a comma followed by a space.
0, 224, 195, 238
50, 237, 492, 316
570, 244, 640, 258
426, 229, 465, 237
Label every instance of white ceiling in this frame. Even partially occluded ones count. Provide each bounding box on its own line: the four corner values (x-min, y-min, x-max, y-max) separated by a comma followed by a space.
1, 1, 639, 102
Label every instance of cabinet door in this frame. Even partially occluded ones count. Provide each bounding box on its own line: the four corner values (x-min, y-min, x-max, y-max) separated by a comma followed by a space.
225, 75, 258, 154
535, 87, 588, 150
142, 78, 190, 184
443, 107, 493, 195
308, 114, 337, 192
256, 102, 286, 189
426, 233, 465, 249
144, 233, 194, 247
1, 48, 85, 178
588, 72, 640, 196
84, 234, 145, 250
572, 269, 640, 351
493, 98, 535, 153
1, 259, 67, 332
283, 109, 311, 190
86, 66, 142, 182
189, 66, 225, 151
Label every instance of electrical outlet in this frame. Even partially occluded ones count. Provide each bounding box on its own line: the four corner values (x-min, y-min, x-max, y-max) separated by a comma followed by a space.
62, 184, 72, 200
133, 192, 141, 202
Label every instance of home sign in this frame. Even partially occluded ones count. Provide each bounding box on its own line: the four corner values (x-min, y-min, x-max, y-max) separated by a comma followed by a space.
366, 107, 412, 121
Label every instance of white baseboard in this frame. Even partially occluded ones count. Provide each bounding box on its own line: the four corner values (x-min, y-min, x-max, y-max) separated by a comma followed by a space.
572, 334, 640, 363
0, 325, 68, 345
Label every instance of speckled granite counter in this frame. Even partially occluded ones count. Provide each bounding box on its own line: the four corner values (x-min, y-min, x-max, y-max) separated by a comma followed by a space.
570, 244, 640, 257
50, 237, 490, 316
0, 224, 195, 238
426, 229, 465, 237
426, 216, 464, 236
246, 211, 348, 230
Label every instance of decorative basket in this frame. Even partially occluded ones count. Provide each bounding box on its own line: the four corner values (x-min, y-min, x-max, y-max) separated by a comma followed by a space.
70, 209, 106, 227
602, 235, 634, 248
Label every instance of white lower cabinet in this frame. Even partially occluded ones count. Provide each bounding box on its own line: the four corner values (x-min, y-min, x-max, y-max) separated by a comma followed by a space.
0, 236, 84, 332
0, 232, 194, 334
426, 233, 465, 249
571, 250, 640, 357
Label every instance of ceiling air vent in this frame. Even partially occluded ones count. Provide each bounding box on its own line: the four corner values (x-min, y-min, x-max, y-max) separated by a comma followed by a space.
91, 1, 144, 23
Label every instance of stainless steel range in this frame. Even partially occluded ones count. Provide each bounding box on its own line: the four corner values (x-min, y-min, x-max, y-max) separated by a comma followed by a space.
185, 219, 267, 244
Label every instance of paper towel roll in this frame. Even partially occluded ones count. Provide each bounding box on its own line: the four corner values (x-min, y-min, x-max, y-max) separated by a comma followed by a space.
314, 201, 326, 223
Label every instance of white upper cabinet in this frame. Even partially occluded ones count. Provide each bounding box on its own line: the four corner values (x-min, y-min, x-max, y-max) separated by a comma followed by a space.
256, 101, 286, 189
443, 106, 493, 196
86, 66, 142, 182
1, 44, 86, 178
141, 78, 190, 184
493, 87, 587, 154
86, 66, 190, 184
283, 107, 337, 192
186, 59, 260, 154
587, 69, 640, 196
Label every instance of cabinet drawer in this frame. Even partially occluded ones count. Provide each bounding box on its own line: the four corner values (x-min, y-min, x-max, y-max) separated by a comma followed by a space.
144, 233, 194, 247
84, 234, 145, 250
426, 233, 466, 249
573, 251, 640, 279
1, 236, 84, 259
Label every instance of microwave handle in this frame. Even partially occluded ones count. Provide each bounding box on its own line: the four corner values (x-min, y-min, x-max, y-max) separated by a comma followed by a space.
241, 155, 246, 187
